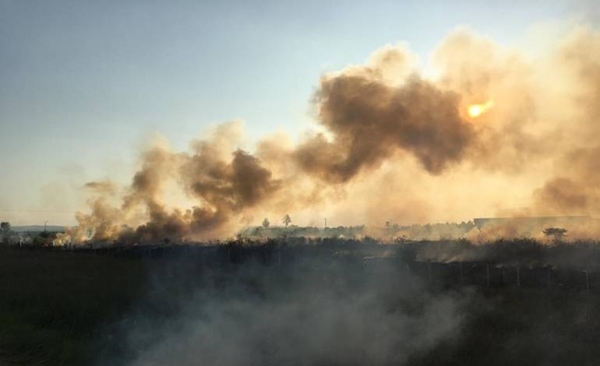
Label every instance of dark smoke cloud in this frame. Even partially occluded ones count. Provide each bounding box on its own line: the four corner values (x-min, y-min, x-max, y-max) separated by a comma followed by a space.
73, 122, 283, 243
184, 150, 279, 211
295, 73, 473, 183
64, 24, 600, 243
71, 47, 477, 242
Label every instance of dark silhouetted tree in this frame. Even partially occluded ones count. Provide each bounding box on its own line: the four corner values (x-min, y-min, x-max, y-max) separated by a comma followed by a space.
282, 214, 291, 228
262, 218, 270, 229
543, 227, 567, 242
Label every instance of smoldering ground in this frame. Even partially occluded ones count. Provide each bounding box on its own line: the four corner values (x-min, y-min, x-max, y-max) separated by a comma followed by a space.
88, 243, 600, 366
6, 243, 600, 366
96, 254, 468, 366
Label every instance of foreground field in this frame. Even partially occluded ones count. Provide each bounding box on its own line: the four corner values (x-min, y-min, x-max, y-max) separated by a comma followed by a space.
0, 248, 146, 365
1, 240, 600, 365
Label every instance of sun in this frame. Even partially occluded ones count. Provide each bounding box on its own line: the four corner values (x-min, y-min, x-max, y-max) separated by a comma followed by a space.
467, 100, 494, 118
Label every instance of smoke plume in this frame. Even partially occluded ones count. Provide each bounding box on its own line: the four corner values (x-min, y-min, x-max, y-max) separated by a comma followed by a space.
108, 258, 467, 366
67, 24, 600, 243
295, 72, 473, 181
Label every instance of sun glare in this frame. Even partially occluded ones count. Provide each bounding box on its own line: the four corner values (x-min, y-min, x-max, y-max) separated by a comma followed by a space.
468, 100, 494, 118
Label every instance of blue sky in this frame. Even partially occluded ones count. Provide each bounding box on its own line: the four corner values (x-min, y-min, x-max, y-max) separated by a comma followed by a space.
0, 0, 587, 225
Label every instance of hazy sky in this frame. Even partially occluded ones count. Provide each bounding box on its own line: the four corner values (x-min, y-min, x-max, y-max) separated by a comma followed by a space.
0, 0, 589, 225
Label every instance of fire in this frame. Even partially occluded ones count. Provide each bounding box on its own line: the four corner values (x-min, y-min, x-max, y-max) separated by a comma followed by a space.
467, 100, 494, 118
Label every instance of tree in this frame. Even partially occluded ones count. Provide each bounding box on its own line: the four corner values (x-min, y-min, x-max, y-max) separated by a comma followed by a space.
543, 227, 567, 242
282, 214, 291, 228
262, 218, 270, 229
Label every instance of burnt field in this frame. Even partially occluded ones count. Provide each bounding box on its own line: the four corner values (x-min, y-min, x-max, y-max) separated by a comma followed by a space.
2, 239, 600, 365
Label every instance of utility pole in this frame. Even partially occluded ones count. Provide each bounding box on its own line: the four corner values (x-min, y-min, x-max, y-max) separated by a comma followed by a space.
585, 270, 590, 291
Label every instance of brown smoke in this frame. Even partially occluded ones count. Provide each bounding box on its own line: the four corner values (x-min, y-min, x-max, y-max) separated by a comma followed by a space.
65, 24, 600, 243
432, 28, 550, 173
533, 147, 600, 217
531, 27, 600, 223
295, 73, 474, 182
71, 121, 282, 243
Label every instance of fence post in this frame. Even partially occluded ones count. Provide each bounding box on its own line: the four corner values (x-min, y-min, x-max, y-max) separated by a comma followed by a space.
585, 270, 590, 291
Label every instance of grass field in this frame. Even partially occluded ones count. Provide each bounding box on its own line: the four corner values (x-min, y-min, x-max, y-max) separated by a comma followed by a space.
2, 243, 600, 365
0, 247, 147, 365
